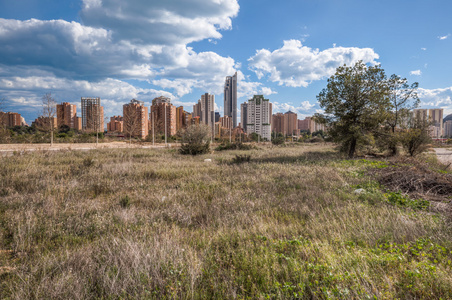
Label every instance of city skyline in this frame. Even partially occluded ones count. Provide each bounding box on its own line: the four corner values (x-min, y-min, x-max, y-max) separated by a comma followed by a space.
1, 0, 452, 124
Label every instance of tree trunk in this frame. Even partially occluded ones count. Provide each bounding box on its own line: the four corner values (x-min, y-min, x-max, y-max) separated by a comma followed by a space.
348, 138, 357, 158
50, 129, 53, 146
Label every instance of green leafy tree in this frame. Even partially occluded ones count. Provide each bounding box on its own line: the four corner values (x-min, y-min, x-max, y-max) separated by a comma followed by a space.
315, 61, 390, 158
401, 118, 432, 156
381, 75, 420, 155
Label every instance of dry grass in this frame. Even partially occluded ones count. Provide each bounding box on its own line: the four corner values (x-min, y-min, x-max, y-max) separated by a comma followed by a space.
0, 144, 451, 299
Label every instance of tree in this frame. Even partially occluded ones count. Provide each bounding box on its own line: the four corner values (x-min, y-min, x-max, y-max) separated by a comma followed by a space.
123, 104, 144, 144
179, 124, 211, 155
400, 117, 431, 156
315, 61, 390, 158
40, 93, 57, 145
382, 75, 419, 155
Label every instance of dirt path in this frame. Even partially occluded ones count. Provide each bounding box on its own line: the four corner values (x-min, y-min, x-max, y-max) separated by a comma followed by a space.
0, 142, 173, 156
434, 148, 452, 167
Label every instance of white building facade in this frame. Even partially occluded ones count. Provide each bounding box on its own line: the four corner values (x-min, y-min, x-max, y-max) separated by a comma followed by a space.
246, 95, 272, 141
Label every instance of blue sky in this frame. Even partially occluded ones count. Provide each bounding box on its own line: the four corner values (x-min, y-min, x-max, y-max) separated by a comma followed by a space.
1, 0, 451, 124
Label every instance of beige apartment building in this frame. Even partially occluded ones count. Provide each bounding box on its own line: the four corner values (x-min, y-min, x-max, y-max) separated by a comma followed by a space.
56, 102, 77, 129
123, 99, 148, 139
150, 97, 177, 136
107, 116, 124, 133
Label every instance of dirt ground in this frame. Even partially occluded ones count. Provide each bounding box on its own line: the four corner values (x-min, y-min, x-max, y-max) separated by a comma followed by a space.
434, 148, 452, 166
0, 142, 171, 156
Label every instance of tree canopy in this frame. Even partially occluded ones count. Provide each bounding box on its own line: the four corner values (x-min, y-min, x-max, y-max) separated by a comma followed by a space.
315, 61, 391, 158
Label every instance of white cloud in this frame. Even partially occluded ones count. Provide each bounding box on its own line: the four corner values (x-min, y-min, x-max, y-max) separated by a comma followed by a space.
418, 87, 452, 116
0, 1, 248, 102
80, 0, 239, 46
248, 40, 379, 87
271, 100, 316, 115
260, 87, 277, 96
421, 48, 427, 51
0, 70, 175, 121
410, 70, 422, 76
438, 34, 450, 40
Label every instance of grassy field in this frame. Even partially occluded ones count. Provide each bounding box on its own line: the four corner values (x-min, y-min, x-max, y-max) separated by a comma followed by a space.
0, 144, 451, 299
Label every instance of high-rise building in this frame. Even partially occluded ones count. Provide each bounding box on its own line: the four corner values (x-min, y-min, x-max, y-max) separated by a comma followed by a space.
176, 106, 187, 131
241, 102, 248, 132
298, 117, 325, 133
107, 116, 124, 133
444, 120, 452, 137
285, 111, 298, 135
74, 117, 82, 131
246, 95, 272, 141
273, 111, 298, 135
272, 113, 285, 134
219, 115, 232, 130
0, 112, 24, 127
56, 102, 77, 129
224, 72, 237, 128
81, 97, 104, 132
413, 108, 444, 138
185, 111, 192, 126
193, 100, 202, 118
123, 99, 148, 139
32, 116, 57, 129
200, 93, 215, 135
150, 97, 177, 136
152, 96, 171, 106
215, 112, 220, 123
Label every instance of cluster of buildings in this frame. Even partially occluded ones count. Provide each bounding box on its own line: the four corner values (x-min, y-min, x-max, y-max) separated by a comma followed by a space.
412, 108, 452, 138
0, 112, 27, 127
4, 73, 451, 141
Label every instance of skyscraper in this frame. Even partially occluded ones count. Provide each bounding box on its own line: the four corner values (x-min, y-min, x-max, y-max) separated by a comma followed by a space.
81, 97, 104, 132
224, 72, 237, 128
241, 102, 248, 132
246, 95, 272, 141
201, 93, 215, 130
193, 100, 202, 118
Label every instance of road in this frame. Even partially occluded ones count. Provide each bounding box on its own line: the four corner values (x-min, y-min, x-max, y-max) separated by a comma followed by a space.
434, 148, 452, 167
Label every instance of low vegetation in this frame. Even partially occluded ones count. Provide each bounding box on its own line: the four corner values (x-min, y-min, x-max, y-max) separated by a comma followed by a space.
1, 144, 451, 299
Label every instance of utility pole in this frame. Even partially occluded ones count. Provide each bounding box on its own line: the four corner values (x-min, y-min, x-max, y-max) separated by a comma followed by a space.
152, 111, 155, 146
164, 104, 167, 145
96, 106, 99, 146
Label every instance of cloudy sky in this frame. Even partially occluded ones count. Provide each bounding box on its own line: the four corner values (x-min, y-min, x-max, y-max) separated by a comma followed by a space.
1, 0, 451, 124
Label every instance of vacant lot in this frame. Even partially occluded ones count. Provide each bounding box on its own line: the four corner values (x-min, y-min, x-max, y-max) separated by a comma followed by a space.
0, 144, 451, 299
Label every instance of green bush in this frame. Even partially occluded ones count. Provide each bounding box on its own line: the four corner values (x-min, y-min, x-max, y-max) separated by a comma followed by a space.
384, 191, 429, 210
119, 195, 131, 208
271, 136, 285, 145
215, 142, 255, 151
179, 124, 211, 155
232, 154, 251, 164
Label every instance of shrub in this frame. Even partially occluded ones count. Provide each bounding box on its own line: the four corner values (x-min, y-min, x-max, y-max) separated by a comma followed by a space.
82, 157, 95, 167
271, 136, 285, 145
384, 191, 429, 210
232, 154, 251, 164
179, 124, 211, 155
119, 196, 131, 208
308, 136, 324, 143
400, 129, 431, 157
215, 142, 255, 151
